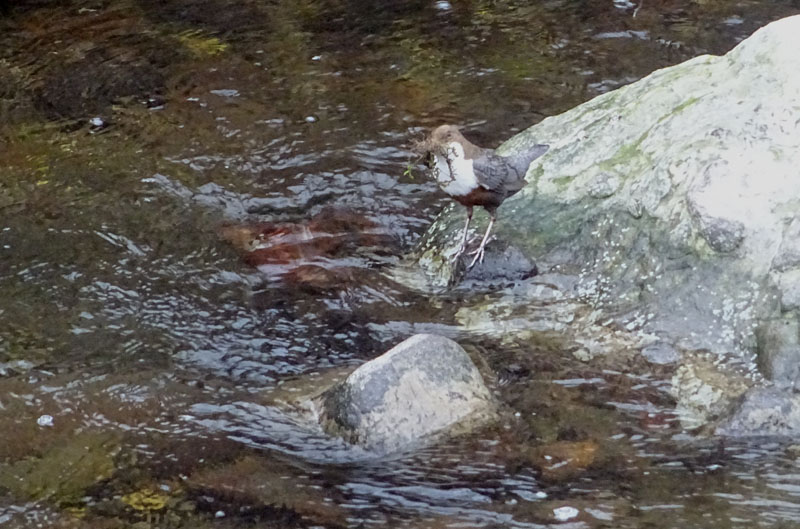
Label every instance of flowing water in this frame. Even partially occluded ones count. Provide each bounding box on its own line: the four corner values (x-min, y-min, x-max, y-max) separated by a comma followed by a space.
2, 0, 800, 527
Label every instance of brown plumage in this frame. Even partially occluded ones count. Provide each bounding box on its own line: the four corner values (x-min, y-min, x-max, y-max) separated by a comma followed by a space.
419, 125, 549, 268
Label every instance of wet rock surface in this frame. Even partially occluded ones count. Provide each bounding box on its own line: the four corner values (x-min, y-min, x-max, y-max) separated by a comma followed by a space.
716, 387, 800, 437
411, 15, 800, 434
670, 351, 757, 429
317, 334, 495, 452
757, 316, 800, 389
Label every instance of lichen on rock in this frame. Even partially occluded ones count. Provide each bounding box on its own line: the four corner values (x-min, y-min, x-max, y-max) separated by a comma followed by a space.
408, 15, 800, 435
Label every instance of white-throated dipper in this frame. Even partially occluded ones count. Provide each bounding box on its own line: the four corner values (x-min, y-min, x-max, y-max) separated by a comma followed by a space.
421, 125, 549, 268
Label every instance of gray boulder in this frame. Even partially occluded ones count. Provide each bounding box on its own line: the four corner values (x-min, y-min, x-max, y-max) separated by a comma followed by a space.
407, 15, 800, 432
316, 334, 495, 452
716, 387, 800, 437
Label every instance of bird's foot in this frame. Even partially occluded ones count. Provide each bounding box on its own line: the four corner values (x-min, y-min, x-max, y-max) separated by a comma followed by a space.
467, 247, 484, 269
466, 235, 495, 270
449, 235, 480, 263
449, 241, 468, 263
466, 242, 488, 269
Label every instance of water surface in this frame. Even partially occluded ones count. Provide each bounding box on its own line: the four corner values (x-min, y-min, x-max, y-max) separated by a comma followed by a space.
2, 0, 800, 527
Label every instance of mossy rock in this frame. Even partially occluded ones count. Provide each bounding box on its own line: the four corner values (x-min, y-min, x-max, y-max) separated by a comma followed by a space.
0, 432, 120, 505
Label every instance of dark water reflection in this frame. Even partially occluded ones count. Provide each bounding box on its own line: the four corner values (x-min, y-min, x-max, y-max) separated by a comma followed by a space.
2, 0, 800, 527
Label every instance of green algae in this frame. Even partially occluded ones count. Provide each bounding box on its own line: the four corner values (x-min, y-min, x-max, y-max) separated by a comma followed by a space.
670, 95, 702, 116
0, 432, 120, 505
176, 30, 229, 57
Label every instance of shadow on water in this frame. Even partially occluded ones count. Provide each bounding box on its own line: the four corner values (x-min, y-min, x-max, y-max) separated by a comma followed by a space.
2, 0, 800, 527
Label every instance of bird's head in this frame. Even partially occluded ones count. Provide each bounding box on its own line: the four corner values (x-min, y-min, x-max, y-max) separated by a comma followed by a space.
430, 125, 469, 159
430, 124, 464, 145
413, 124, 469, 166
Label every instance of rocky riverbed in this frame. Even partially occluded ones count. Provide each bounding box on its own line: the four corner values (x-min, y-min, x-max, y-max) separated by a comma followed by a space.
3, 1, 800, 528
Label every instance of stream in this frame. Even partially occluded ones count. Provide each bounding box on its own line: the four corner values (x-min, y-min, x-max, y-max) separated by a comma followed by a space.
2, 0, 800, 527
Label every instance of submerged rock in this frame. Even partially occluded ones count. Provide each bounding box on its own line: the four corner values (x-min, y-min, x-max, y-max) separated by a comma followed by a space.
0, 432, 119, 504
187, 455, 348, 526
316, 334, 495, 452
716, 387, 800, 437
218, 208, 391, 287
524, 440, 599, 482
408, 16, 800, 433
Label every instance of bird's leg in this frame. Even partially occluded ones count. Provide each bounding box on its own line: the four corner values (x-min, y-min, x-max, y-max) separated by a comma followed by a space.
467, 214, 495, 269
451, 206, 473, 262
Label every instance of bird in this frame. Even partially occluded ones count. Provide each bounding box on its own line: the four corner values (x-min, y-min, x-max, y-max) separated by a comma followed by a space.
422, 125, 549, 269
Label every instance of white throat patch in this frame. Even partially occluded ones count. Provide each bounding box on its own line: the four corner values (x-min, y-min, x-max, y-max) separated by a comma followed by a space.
432, 142, 478, 197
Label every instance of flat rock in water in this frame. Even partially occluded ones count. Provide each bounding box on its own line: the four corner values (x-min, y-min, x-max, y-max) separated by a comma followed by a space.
316, 334, 495, 452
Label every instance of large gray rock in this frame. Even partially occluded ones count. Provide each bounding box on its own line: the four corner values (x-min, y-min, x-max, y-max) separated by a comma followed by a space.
408, 16, 800, 433
316, 334, 495, 452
